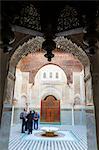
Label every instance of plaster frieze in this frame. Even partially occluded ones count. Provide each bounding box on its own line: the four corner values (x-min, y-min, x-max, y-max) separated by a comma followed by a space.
55, 36, 90, 67
10, 36, 44, 66
10, 36, 89, 69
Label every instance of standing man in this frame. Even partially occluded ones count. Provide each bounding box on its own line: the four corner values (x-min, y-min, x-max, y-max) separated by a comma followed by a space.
20, 108, 27, 133
27, 110, 33, 134
32, 110, 35, 130
24, 109, 28, 131
34, 112, 39, 130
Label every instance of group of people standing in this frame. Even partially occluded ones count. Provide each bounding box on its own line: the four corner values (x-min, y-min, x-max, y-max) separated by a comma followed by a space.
20, 109, 39, 134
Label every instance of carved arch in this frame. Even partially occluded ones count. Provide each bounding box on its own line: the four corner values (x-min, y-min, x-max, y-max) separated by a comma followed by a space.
5, 36, 89, 104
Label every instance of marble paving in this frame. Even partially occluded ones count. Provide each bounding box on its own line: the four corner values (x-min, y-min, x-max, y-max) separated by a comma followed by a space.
8, 124, 87, 150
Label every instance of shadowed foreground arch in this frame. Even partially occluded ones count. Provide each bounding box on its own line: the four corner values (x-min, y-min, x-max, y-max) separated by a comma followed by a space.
3, 36, 97, 150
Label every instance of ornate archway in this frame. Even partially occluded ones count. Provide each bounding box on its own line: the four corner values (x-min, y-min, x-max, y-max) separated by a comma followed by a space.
4, 36, 90, 104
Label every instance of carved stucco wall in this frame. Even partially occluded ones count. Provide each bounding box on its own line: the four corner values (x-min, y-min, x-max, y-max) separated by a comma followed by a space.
17, 52, 83, 87
14, 64, 85, 109
31, 64, 70, 109
14, 68, 30, 107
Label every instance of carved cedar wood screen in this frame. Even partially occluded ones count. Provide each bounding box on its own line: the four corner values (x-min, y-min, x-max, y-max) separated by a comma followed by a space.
40, 95, 60, 123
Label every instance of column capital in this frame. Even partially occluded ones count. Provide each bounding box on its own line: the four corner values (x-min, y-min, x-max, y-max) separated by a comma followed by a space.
84, 74, 91, 82
8, 72, 16, 81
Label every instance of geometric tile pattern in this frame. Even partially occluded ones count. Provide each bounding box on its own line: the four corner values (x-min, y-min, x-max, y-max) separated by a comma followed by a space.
8, 125, 87, 150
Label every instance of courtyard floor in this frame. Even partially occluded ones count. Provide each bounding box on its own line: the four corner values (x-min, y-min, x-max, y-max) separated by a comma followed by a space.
8, 124, 87, 150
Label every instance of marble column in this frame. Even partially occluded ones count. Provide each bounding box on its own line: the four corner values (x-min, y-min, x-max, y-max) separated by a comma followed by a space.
88, 46, 99, 150
91, 72, 99, 150
11, 105, 14, 126
72, 105, 74, 126
0, 49, 9, 125
80, 70, 85, 102
0, 63, 16, 150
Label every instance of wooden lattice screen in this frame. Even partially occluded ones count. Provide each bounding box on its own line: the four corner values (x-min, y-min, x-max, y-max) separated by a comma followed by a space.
40, 95, 60, 123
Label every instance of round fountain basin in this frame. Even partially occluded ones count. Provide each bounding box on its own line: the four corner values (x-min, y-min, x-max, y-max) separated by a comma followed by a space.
41, 127, 59, 137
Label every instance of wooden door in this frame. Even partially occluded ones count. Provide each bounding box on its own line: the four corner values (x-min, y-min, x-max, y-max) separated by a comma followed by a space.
40, 95, 60, 123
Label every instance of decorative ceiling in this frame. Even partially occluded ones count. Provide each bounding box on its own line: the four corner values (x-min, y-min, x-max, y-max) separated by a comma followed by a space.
57, 5, 81, 32
1, 1, 99, 56
12, 4, 41, 31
